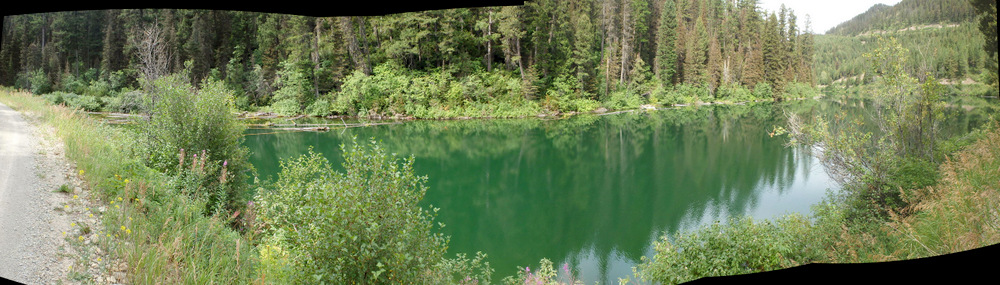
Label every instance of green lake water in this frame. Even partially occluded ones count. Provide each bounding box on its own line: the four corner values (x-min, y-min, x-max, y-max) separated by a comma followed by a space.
242, 97, 997, 283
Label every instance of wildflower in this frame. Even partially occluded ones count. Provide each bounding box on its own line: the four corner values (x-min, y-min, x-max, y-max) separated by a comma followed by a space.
117, 197, 123, 201
121, 226, 126, 231
126, 229, 131, 235
123, 179, 129, 184
71, 223, 76, 227
79, 170, 84, 176
73, 195, 78, 199
78, 236, 84, 241
89, 213, 93, 218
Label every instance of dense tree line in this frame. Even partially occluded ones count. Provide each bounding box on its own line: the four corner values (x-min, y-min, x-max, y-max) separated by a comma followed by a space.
1, 0, 815, 117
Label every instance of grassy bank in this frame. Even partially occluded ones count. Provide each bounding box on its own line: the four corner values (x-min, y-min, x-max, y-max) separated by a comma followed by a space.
635, 115, 998, 284
0, 88, 258, 284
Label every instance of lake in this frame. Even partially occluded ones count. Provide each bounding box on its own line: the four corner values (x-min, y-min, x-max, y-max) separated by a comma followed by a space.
242, 97, 996, 283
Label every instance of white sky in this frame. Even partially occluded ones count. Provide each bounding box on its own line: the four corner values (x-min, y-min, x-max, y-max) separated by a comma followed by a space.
758, 0, 904, 34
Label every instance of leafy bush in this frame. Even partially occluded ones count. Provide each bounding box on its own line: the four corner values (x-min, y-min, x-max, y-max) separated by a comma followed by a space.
141, 75, 249, 213
752, 82, 774, 99
673, 84, 708, 104
304, 98, 333, 117
105, 90, 144, 113
604, 88, 645, 110
715, 84, 754, 102
86, 78, 113, 97
638, 215, 829, 285
268, 98, 301, 116
60, 73, 88, 95
783, 82, 819, 99
47, 91, 102, 112
22, 69, 53, 95
255, 139, 491, 284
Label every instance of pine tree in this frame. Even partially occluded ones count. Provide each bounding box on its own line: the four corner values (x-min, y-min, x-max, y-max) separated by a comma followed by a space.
654, 0, 678, 87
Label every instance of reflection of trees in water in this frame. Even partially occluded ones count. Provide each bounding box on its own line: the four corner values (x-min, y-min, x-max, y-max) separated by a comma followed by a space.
241, 97, 993, 282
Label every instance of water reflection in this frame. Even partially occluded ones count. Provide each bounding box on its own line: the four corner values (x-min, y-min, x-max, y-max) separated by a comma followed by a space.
243, 97, 994, 284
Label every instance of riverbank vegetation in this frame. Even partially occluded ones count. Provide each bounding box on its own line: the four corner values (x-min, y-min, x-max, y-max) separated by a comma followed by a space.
2, 0, 818, 119
635, 34, 998, 284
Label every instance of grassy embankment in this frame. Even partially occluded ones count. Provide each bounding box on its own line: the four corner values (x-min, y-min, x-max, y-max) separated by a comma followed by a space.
0, 88, 258, 284
634, 113, 998, 284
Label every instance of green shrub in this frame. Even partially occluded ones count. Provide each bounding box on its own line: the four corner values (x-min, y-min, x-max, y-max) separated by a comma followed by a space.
604, 88, 645, 110
269, 98, 301, 116
255, 139, 491, 284
715, 84, 753, 102
86, 78, 112, 97
106, 90, 144, 113
783, 82, 819, 99
304, 99, 333, 117
752, 82, 774, 99
673, 84, 709, 104
141, 75, 249, 213
57, 92, 102, 112
638, 215, 824, 285
60, 73, 88, 95
23, 69, 53, 95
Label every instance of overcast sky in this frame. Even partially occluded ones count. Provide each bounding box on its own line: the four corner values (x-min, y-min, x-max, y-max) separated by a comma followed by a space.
758, 0, 903, 34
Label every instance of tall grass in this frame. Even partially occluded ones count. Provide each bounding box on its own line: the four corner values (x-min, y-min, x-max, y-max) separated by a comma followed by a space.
0, 89, 258, 284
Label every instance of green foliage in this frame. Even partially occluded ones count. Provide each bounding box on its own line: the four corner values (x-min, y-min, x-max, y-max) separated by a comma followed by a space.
782, 82, 819, 99
638, 215, 831, 285
3, 3, 817, 119
272, 60, 314, 108
102, 90, 145, 113
604, 88, 646, 110
0, 91, 258, 284
20, 69, 53, 95
141, 75, 250, 213
714, 84, 754, 102
752, 82, 774, 100
268, 99, 301, 116
671, 84, 708, 104
42, 91, 104, 112
304, 98, 334, 117
255, 139, 491, 284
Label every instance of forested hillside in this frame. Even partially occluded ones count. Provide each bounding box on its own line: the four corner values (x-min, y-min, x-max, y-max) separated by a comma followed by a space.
825, 0, 976, 35
812, 0, 995, 94
0, 0, 816, 118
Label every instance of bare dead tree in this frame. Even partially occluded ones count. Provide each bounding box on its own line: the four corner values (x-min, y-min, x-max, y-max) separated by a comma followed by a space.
133, 22, 171, 91
130, 22, 171, 121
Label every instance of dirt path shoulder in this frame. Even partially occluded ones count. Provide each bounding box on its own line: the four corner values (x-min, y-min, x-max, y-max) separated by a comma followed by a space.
0, 101, 124, 284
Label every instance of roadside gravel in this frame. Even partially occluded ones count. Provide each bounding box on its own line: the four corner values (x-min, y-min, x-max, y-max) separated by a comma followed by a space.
0, 101, 126, 284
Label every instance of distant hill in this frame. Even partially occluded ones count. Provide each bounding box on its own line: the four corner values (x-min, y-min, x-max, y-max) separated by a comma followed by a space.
812, 0, 990, 91
825, 0, 976, 35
